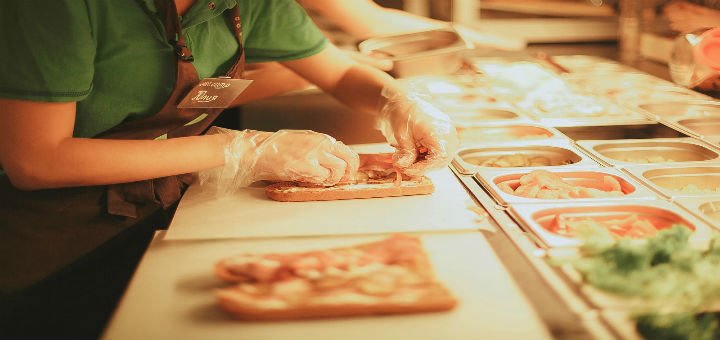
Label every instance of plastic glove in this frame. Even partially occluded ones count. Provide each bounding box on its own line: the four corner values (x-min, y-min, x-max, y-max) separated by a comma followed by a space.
199, 127, 359, 195
376, 86, 459, 177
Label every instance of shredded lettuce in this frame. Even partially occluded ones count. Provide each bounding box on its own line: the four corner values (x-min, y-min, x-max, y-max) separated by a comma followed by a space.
562, 225, 720, 338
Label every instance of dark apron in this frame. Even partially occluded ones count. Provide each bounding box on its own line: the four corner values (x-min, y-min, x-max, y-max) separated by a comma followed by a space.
0, 1, 245, 337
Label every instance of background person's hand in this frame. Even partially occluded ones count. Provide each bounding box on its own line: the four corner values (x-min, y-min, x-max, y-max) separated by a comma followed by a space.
664, 1, 720, 33
376, 87, 459, 177
199, 127, 359, 195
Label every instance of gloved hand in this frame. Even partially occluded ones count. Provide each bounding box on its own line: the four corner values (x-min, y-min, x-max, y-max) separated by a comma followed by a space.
376, 85, 459, 177
199, 127, 359, 195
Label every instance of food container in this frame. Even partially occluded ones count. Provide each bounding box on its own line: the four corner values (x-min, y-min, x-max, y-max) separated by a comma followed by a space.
624, 164, 720, 199
509, 201, 712, 248
675, 198, 720, 229
564, 72, 667, 90
448, 107, 534, 127
522, 96, 654, 127
609, 86, 709, 104
474, 167, 657, 207
677, 117, 720, 142
551, 55, 631, 74
576, 138, 720, 167
399, 74, 488, 96
451, 141, 598, 175
457, 123, 567, 145
565, 73, 708, 104
358, 26, 472, 78
556, 123, 686, 141
639, 100, 720, 121
429, 92, 509, 112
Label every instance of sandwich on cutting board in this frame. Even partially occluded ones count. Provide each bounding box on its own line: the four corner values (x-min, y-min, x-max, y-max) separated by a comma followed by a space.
265, 153, 435, 202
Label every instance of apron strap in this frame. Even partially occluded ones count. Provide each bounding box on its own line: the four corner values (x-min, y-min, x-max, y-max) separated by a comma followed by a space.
105, 0, 246, 218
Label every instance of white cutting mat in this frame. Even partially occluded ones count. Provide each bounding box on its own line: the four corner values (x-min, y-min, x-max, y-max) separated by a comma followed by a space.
165, 145, 487, 240
103, 232, 551, 340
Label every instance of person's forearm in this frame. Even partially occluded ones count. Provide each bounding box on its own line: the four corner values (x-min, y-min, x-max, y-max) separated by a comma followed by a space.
326, 63, 395, 116
7, 134, 229, 190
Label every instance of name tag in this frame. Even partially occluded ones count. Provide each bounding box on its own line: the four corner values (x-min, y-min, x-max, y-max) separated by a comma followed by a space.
177, 78, 253, 109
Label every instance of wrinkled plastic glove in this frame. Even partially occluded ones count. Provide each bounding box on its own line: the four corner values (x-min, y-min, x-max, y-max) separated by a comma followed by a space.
199, 127, 359, 195
376, 86, 459, 177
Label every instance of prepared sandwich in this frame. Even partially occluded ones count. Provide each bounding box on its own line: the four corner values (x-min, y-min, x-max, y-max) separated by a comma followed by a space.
214, 234, 458, 320
265, 153, 435, 202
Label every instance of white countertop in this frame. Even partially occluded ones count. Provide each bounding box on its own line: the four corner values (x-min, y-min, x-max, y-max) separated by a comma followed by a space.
166, 144, 490, 241
103, 231, 552, 340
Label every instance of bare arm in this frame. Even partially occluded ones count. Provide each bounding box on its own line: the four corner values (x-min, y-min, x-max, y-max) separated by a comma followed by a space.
281, 44, 395, 115
298, 0, 443, 40
0, 99, 229, 190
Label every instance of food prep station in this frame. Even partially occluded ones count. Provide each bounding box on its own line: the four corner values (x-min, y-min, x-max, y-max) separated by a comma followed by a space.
439, 54, 720, 339
103, 29, 720, 339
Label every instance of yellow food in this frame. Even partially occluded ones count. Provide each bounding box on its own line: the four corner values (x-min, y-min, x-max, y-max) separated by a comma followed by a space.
473, 155, 571, 168
621, 156, 675, 163
679, 184, 720, 194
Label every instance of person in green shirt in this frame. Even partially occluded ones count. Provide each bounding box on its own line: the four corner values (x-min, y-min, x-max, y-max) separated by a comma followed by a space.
0, 0, 458, 338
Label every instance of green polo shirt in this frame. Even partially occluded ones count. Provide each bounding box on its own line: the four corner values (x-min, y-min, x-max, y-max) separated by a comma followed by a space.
0, 0, 328, 137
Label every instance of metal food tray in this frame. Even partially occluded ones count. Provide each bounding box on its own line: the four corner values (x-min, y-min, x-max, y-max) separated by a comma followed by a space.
457, 123, 568, 146
524, 103, 654, 128
451, 141, 598, 175
608, 85, 708, 105
561, 73, 700, 106
576, 138, 720, 167
563, 72, 668, 89
551, 55, 633, 74
474, 167, 657, 207
638, 100, 720, 122
675, 117, 720, 143
448, 107, 534, 127
357, 26, 472, 78
430, 92, 509, 112
624, 164, 720, 199
509, 201, 713, 249
400, 74, 490, 96
673, 197, 720, 229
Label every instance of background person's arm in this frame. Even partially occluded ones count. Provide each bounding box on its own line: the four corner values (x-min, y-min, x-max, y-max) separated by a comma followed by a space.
299, 0, 443, 39
299, 0, 526, 50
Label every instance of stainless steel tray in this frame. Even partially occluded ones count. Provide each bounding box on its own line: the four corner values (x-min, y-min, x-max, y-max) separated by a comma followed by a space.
457, 123, 567, 146
552, 55, 633, 74
358, 26, 472, 78
576, 138, 720, 167
522, 96, 654, 127
452, 141, 598, 175
448, 107, 534, 127
509, 201, 713, 248
474, 167, 657, 207
400, 74, 490, 96
565, 73, 707, 105
676, 117, 720, 141
673, 197, 720, 229
624, 164, 720, 199
639, 100, 720, 121
430, 93, 509, 112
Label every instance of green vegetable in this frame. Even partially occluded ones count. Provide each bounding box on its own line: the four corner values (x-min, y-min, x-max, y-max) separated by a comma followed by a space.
636, 313, 719, 340
570, 226, 719, 307
562, 225, 720, 338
